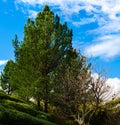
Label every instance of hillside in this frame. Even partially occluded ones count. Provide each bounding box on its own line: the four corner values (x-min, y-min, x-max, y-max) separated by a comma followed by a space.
0, 90, 73, 125
1, 90, 120, 125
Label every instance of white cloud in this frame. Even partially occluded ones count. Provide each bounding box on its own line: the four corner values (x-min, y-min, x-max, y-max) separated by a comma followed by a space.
28, 10, 38, 18
106, 77, 120, 99
0, 60, 8, 66
72, 17, 96, 26
15, 0, 120, 20
85, 34, 120, 59
107, 78, 120, 93
92, 73, 120, 100
15, 0, 120, 27
15, 0, 120, 59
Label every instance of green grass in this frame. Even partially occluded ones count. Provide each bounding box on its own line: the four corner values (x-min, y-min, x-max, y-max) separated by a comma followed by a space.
0, 90, 74, 125
0, 104, 56, 125
0, 90, 25, 103
0, 90, 57, 125
2, 89, 120, 125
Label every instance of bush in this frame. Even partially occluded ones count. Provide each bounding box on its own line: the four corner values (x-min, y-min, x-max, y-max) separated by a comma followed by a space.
0, 105, 56, 125
88, 109, 111, 125
2, 100, 53, 122
3, 100, 37, 115
0, 91, 25, 103
0, 90, 6, 94
47, 114, 74, 125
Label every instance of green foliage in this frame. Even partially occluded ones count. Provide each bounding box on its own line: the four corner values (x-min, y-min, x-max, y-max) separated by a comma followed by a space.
0, 91, 57, 125
51, 55, 91, 116
0, 60, 16, 95
47, 114, 74, 125
88, 109, 111, 125
0, 105, 56, 125
12, 34, 20, 61
0, 90, 6, 94
106, 97, 120, 108
2, 100, 37, 115
11, 5, 77, 113
0, 90, 25, 103
2, 99, 52, 120
1, 4, 120, 125
0, 91, 73, 125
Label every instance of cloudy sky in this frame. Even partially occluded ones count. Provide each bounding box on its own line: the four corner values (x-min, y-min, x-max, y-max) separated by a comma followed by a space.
0, 0, 120, 94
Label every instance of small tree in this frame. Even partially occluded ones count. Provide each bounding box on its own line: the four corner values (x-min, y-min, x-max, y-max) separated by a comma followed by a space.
52, 54, 91, 120
0, 60, 16, 95
87, 70, 113, 125
90, 72, 110, 108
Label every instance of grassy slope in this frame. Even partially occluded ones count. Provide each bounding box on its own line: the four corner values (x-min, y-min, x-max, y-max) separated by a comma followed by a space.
1, 90, 120, 125
0, 90, 57, 125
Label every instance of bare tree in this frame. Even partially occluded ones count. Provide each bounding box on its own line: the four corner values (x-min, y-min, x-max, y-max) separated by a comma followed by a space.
90, 72, 110, 108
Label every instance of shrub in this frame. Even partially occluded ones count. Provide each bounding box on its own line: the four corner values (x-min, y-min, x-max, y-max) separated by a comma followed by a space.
2, 100, 52, 122
0, 91, 25, 103
88, 109, 111, 125
0, 105, 56, 125
3, 100, 37, 115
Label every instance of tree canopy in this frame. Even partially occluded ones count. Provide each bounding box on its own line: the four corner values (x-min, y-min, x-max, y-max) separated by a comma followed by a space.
11, 5, 77, 112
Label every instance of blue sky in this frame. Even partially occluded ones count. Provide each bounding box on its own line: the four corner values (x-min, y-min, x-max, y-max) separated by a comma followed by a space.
1, 0, 120, 93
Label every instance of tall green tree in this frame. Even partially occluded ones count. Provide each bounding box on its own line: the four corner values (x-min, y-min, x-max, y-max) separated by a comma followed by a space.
0, 60, 16, 95
12, 35, 20, 61
13, 5, 76, 112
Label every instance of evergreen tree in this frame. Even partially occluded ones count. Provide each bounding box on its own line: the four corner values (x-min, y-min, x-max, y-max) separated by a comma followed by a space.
13, 5, 76, 112
12, 35, 20, 61
0, 60, 16, 95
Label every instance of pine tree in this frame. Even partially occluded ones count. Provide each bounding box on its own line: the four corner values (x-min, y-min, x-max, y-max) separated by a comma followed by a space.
13, 5, 76, 112
0, 60, 16, 95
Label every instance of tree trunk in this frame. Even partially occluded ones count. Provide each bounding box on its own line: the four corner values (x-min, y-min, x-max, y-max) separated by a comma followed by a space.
44, 99, 48, 113
37, 97, 40, 108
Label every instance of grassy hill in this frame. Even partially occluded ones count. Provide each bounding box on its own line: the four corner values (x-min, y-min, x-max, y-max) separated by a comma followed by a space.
1, 89, 120, 125
0, 90, 73, 125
